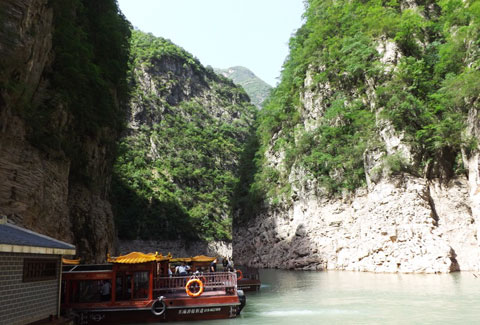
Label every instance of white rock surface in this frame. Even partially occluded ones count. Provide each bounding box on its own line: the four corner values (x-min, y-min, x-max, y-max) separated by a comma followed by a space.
234, 176, 479, 272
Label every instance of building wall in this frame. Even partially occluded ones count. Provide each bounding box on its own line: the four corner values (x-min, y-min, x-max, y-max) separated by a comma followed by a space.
0, 253, 61, 325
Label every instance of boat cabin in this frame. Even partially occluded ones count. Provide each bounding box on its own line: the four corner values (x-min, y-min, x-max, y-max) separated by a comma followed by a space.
62, 252, 169, 305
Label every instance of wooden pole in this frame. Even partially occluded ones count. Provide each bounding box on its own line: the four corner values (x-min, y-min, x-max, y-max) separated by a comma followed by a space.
57, 256, 63, 318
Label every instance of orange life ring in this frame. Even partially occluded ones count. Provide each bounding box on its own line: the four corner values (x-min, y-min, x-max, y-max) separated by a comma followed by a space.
185, 278, 204, 297
236, 269, 243, 280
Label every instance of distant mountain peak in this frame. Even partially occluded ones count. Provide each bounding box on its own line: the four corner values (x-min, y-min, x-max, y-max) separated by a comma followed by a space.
215, 66, 271, 109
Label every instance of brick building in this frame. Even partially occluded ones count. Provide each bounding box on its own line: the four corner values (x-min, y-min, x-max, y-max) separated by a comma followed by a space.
0, 216, 76, 325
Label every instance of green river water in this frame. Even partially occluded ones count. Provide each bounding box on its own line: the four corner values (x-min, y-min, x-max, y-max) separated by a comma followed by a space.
177, 269, 480, 325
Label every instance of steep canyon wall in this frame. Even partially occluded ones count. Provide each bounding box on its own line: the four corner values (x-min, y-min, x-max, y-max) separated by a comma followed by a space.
233, 1, 480, 273
0, 0, 129, 262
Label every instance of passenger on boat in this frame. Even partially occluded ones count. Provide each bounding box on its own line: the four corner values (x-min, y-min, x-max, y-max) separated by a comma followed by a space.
210, 258, 217, 272
101, 280, 111, 301
176, 262, 190, 276
226, 259, 234, 272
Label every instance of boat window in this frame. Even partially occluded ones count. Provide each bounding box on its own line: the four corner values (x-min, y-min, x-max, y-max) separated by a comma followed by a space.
71, 280, 103, 303
115, 273, 132, 301
133, 271, 149, 299
100, 280, 112, 301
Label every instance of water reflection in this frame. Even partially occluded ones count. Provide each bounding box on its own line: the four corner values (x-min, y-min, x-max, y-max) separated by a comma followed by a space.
167, 270, 480, 325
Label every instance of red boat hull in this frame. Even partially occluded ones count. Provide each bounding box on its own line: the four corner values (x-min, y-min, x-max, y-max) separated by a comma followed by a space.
69, 295, 241, 324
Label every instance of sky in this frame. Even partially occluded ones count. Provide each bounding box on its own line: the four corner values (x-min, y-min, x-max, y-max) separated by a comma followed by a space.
117, 0, 306, 86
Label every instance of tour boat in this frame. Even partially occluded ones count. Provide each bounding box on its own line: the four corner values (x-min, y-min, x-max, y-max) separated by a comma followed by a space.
236, 266, 261, 292
61, 252, 245, 324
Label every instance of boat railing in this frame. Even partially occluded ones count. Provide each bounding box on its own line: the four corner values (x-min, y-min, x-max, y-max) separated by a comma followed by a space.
154, 272, 237, 294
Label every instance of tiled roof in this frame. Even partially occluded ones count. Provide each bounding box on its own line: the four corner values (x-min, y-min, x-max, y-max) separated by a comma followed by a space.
171, 255, 216, 263
0, 221, 75, 253
107, 251, 171, 264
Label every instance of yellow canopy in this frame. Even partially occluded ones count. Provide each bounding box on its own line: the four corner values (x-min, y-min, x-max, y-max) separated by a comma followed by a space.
62, 258, 80, 265
107, 252, 171, 264
192, 255, 216, 262
170, 257, 192, 263
170, 255, 216, 263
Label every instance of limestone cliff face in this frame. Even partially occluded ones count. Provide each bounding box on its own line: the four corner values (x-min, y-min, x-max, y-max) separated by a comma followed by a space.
128, 54, 251, 131
233, 1, 480, 273
0, 0, 128, 262
234, 176, 478, 272
0, 0, 70, 239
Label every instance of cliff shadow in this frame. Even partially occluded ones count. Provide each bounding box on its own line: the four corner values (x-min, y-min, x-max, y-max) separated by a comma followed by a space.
111, 174, 198, 242
231, 119, 264, 229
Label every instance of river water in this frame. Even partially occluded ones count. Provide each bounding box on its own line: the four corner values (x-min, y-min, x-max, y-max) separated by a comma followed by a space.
176, 269, 480, 325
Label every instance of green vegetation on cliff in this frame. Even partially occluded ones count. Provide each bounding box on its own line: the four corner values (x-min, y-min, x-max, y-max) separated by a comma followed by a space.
241, 0, 480, 216
112, 30, 256, 242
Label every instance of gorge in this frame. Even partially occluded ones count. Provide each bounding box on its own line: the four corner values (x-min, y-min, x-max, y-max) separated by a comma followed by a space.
1, 0, 480, 273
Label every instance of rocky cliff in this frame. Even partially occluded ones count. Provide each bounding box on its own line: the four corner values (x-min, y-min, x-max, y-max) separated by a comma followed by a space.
233, 0, 480, 273
0, 0, 130, 262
